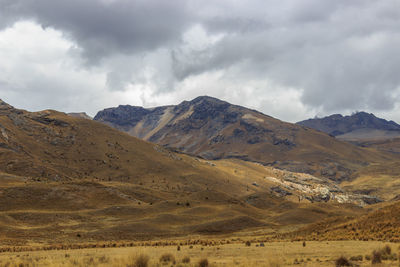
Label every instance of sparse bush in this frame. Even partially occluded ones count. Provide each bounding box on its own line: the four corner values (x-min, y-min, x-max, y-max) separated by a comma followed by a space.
182, 256, 190, 263
245, 241, 251, 247
365, 255, 371, 261
177, 245, 181, 251
302, 241, 306, 247
372, 250, 382, 264
198, 258, 208, 267
133, 254, 149, 267
335, 256, 352, 267
159, 253, 175, 264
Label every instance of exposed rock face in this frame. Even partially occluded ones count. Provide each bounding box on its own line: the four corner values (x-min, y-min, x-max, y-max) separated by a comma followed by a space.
94, 96, 398, 182
297, 112, 400, 138
94, 105, 153, 131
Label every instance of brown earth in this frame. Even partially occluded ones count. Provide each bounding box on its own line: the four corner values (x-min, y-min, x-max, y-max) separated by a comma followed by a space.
0, 100, 367, 246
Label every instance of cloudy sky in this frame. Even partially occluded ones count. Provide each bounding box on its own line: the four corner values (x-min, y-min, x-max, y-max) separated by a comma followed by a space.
0, 0, 400, 122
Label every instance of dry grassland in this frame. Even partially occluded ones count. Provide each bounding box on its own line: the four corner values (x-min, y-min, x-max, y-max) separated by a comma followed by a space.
0, 241, 398, 266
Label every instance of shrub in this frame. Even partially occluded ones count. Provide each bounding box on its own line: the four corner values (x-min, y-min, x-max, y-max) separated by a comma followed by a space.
372, 250, 382, 264
182, 256, 190, 263
177, 245, 181, 251
198, 258, 209, 267
302, 241, 306, 247
159, 253, 175, 264
245, 241, 251, 247
335, 256, 352, 267
134, 254, 149, 267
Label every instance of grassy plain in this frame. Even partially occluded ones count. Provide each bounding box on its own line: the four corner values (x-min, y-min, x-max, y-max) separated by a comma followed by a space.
0, 241, 399, 266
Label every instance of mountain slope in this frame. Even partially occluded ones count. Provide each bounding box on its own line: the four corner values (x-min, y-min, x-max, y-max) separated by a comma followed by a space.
297, 112, 400, 141
0, 99, 368, 245
94, 96, 397, 182
287, 201, 400, 242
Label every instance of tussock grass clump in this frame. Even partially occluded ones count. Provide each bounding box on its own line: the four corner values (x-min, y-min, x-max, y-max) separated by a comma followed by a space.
349, 255, 362, 261
369, 245, 398, 262
182, 256, 190, 263
383, 244, 391, 255
335, 256, 352, 267
198, 258, 209, 267
133, 254, 150, 267
371, 250, 382, 264
159, 253, 175, 264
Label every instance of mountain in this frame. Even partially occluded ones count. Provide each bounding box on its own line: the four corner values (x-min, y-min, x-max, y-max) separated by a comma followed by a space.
94, 96, 397, 182
297, 112, 400, 141
0, 99, 368, 245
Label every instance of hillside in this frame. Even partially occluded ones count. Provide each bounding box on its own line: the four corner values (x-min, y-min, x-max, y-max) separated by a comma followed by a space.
0, 99, 370, 246
287, 201, 400, 242
297, 112, 400, 141
94, 96, 398, 182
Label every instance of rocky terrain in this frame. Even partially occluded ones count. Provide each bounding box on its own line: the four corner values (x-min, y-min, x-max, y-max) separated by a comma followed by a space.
94, 96, 398, 182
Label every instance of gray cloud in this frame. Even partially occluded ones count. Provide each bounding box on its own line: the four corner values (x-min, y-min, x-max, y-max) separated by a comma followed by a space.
0, 0, 400, 121
0, 0, 193, 63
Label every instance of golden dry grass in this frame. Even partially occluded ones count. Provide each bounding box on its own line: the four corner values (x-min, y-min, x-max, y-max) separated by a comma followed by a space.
0, 241, 398, 266
286, 201, 400, 242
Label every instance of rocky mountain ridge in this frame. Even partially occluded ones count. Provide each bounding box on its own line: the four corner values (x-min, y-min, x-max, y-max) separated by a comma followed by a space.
297, 112, 400, 140
94, 96, 398, 182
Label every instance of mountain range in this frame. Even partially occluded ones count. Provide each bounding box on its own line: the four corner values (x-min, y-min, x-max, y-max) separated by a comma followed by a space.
0, 98, 375, 246
0, 96, 399, 245
94, 96, 398, 182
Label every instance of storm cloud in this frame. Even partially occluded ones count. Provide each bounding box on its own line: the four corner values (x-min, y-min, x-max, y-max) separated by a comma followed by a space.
0, 0, 400, 122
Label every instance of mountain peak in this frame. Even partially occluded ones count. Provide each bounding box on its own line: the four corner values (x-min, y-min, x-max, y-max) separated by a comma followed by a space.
297, 111, 400, 137
191, 95, 223, 102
